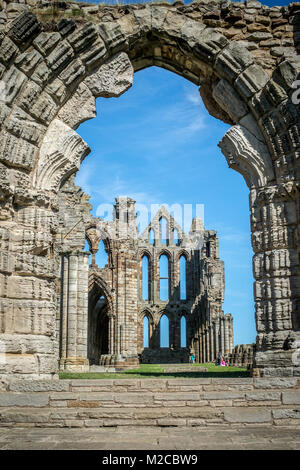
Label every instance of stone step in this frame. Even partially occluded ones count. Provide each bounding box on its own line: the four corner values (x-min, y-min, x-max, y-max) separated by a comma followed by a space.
0, 378, 299, 428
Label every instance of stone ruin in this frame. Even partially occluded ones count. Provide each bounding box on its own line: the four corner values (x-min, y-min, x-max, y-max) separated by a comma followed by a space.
229, 343, 255, 368
61, 191, 234, 370
0, 0, 299, 379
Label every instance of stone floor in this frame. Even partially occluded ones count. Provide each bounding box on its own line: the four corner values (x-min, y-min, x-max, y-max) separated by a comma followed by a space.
0, 426, 299, 450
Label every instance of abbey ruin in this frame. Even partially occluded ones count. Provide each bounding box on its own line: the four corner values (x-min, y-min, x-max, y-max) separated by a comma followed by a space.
0, 0, 299, 380
58, 179, 234, 370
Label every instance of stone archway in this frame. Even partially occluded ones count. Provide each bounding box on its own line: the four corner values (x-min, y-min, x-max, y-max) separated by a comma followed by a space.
0, 1, 299, 377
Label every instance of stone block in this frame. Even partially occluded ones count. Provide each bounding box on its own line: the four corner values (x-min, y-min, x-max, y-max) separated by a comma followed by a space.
114, 393, 153, 404
0, 36, 18, 64
0, 131, 36, 170
272, 408, 300, 419
83, 52, 133, 99
154, 393, 201, 402
254, 378, 298, 389
0, 392, 49, 407
8, 11, 41, 44
246, 391, 281, 401
235, 64, 269, 98
9, 380, 69, 392
224, 407, 272, 423
46, 40, 74, 73
33, 32, 61, 56
282, 391, 300, 405
213, 78, 248, 122
215, 41, 254, 82
2, 66, 27, 104
202, 391, 245, 400
15, 49, 43, 76
67, 23, 98, 53
98, 22, 127, 52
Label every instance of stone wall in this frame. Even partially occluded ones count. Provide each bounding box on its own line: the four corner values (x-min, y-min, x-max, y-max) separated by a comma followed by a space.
0, 377, 299, 428
0, 0, 299, 378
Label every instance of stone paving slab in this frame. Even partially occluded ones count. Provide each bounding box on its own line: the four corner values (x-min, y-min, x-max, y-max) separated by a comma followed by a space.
0, 426, 299, 450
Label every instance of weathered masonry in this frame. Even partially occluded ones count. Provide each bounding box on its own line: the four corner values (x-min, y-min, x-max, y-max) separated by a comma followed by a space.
77, 196, 233, 368
0, 0, 299, 378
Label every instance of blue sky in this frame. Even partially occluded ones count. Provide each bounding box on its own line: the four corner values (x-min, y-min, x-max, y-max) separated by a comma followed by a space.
76, 65, 259, 346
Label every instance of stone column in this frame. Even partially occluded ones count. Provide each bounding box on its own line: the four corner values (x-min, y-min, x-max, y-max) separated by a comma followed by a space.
220, 318, 225, 355
205, 328, 210, 363
251, 187, 300, 375
59, 250, 89, 372
210, 325, 215, 362
214, 323, 219, 358
224, 317, 230, 355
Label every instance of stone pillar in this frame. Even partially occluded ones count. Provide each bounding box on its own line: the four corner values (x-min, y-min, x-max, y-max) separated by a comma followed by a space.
224, 316, 230, 355
205, 328, 210, 363
200, 329, 205, 363
59, 250, 89, 372
214, 323, 219, 358
220, 318, 225, 355
250, 187, 300, 375
210, 325, 215, 362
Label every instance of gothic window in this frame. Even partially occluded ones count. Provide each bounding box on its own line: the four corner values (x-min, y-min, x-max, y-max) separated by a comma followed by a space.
179, 254, 187, 300
149, 228, 155, 245
84, 239, 92, 265
159, 254, 169, 301
180, 316, 187, 348
206, 241, 210, 257
173, 228, 179, 245
160, 217, 167, 244
143, 316, 149, 348
95, 240, 108, 268
160, 314, 169, 348
142, 254, 150, 301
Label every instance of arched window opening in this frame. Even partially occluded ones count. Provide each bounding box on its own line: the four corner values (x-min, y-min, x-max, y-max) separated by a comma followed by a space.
160, 217, 167, 244
84, 239, 92, 265
180, 255, 187, 300
160, 314, 169, 348
142, 254, 150, 301
180, 316, 187, 348
143, 316, 149, 348
206, 242, 210, 258
95, 240, 108, 268
160, 254, 169, 301
149, 228, 155, 245
173, 228, 179, 245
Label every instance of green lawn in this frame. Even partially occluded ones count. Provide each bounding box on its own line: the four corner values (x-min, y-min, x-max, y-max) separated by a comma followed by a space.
59, 363, 249, 380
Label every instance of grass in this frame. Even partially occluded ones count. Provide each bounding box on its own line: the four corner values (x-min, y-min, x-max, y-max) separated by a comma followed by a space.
59, 363, 250, 379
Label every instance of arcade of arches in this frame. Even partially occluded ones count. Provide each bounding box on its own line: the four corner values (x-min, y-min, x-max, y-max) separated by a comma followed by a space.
86, 197, 234, 367
0, 0, 299, 378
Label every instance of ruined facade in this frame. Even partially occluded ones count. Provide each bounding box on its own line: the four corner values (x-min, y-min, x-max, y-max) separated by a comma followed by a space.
56, 176, 234, 369
85, 196, 233, 368
0, 0, 299, 378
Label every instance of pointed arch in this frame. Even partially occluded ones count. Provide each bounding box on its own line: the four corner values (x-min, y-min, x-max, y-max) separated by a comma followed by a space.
141, 252, 151, 301
160, 314, 170, 348
180, 315, 187, 348
179, 254, 187, 301
159, 217, 168, 245
159, 253, 169, 301
149, 228, 155, 245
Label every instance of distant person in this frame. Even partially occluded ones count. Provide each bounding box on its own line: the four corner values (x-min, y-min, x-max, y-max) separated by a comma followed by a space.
191, 354, 195, 364
226, 359, 230, 367
221, 357, 226, 366
217, 352, 221, 366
